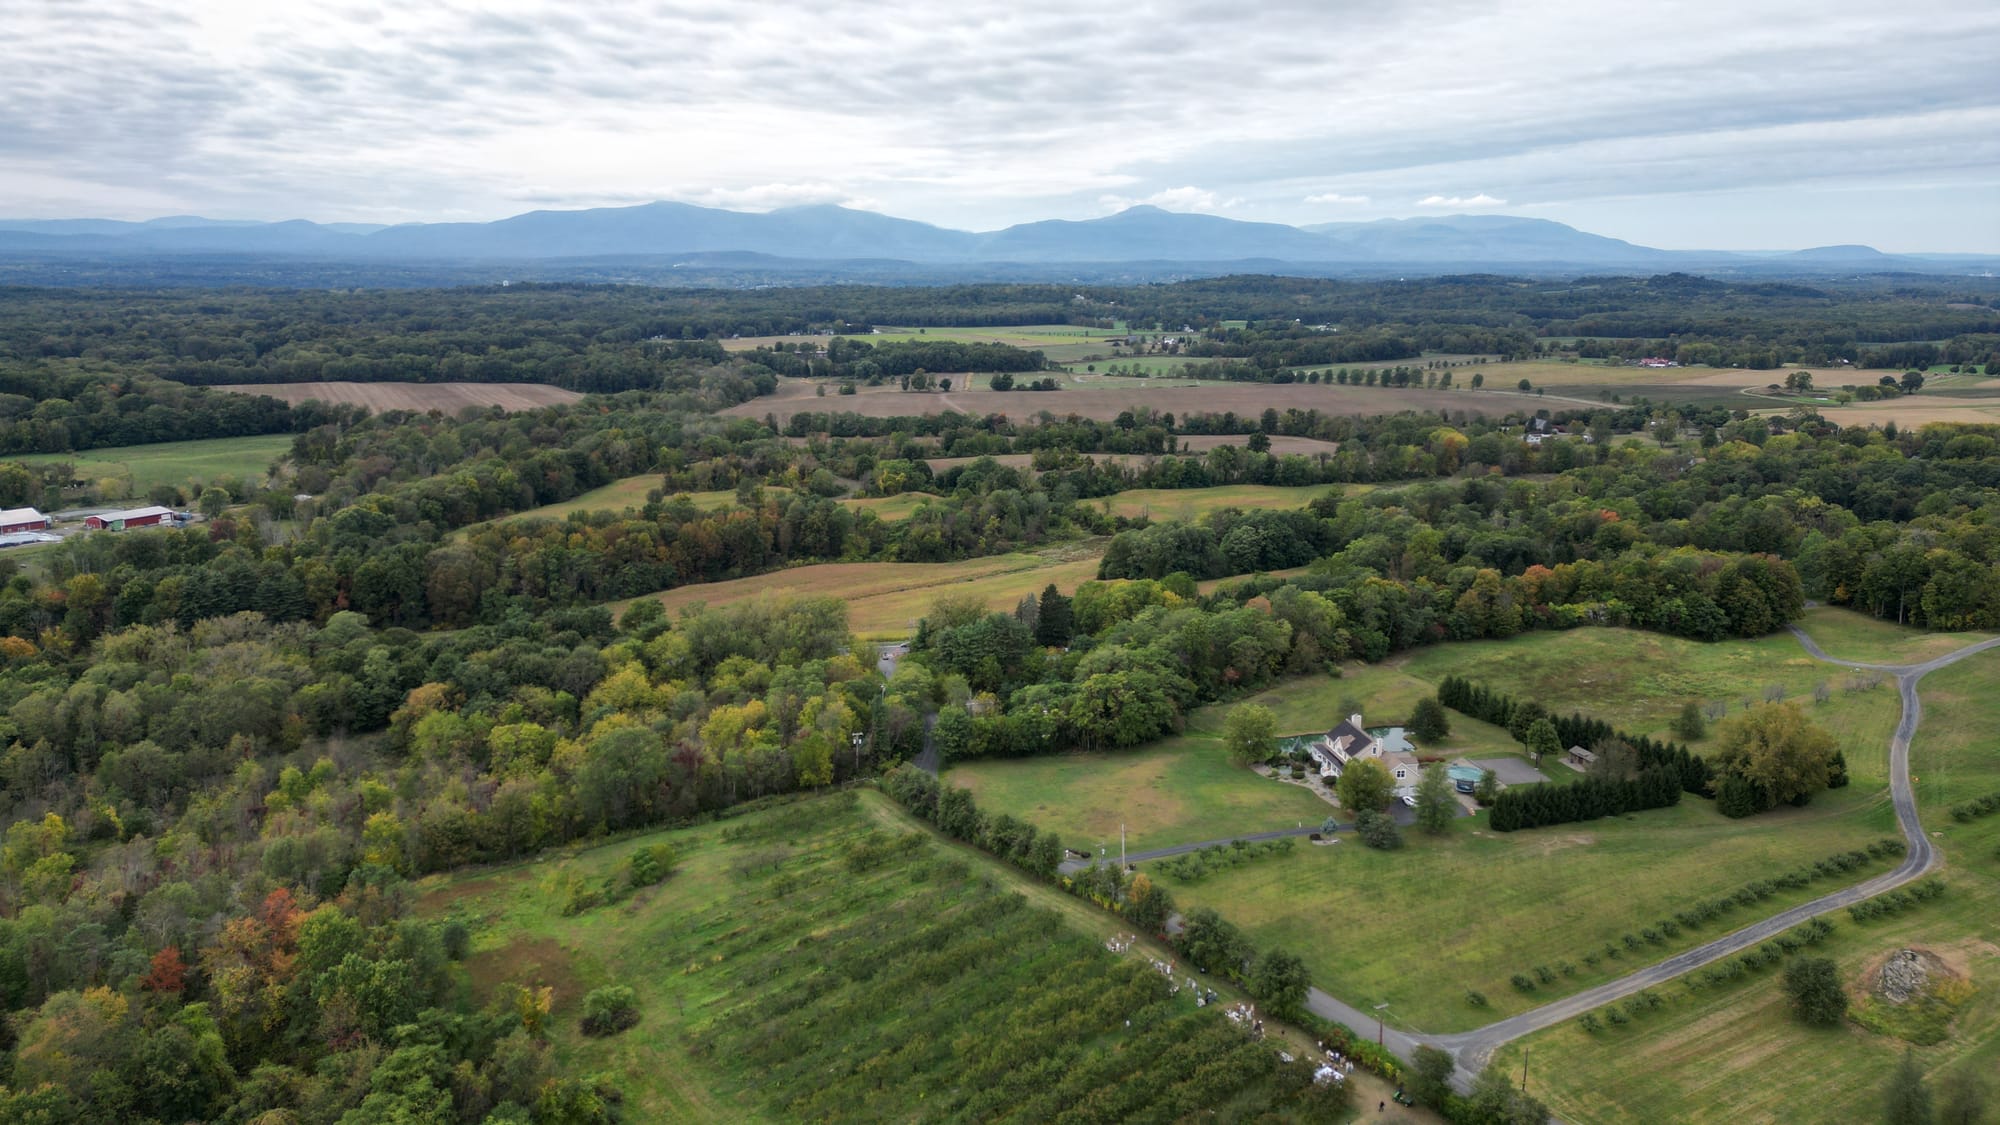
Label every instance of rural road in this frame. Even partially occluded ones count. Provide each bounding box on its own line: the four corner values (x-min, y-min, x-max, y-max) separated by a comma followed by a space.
1420, 629, 2000, 1081
1081, 627, 2000, 1094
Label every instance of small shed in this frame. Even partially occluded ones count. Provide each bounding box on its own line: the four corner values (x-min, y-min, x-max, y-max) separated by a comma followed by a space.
0, 507, 48, 534
84, 505, 177, 531
1564, 745, 1598, 770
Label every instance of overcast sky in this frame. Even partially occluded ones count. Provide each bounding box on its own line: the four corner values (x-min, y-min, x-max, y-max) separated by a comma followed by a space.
5, 0, 1997, 250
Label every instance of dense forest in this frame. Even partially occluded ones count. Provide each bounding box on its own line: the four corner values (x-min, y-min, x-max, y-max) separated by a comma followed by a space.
0, 277, 1997, 1120
2, 274, 1995, 411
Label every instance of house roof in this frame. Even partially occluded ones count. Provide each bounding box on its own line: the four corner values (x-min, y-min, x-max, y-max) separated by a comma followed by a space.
1567, 745, 1597, 762
0, 507, 45, 525
1326, 718, 1368, 746
95, 506, 176, 522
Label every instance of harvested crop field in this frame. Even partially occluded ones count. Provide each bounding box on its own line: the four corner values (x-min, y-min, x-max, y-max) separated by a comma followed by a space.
614, 543, 1107, 640
728, 379, 1494, 425
216, 381, 583, 412
922, 434, 1341, 474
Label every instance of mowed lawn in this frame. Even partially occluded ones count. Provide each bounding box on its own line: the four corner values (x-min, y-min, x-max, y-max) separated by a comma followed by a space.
956, 625, 1908, 1032
1160, 786, 1893, 1034
947, 734, 1335, 854
617, 544, 1106, 641
1489, 648, 2000, 1124
15, 434, 294, 498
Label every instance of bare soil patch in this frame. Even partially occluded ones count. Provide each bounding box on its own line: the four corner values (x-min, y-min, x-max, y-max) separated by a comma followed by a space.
730, 381, 1497, 426
464, 935, 584, 1010
217, 381, 583, 412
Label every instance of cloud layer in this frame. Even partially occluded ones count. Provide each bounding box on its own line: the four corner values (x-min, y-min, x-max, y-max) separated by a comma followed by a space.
3, 0, 1997, 249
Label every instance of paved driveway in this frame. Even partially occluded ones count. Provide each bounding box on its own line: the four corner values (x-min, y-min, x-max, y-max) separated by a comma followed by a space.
1461, 756, 1548, 786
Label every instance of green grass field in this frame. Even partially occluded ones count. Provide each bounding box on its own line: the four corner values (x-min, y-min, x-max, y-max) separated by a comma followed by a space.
1092, 484, 1344, 520
1788, 604, 1991, 666
948, 734, 1336, 853
615, 542, 1106, 641
836, 492, 934, 520
459, 481, 755, 536
1487, 648, 2000, 1124
1392, 629, 1903, 781
13, 434, 293, 499
849, 483, 1352, 523
951, 625, 1908, 1032
416, 789, 1412, 1122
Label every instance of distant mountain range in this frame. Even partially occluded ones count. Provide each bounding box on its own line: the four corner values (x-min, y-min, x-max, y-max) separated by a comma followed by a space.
0, 202, 1991, 278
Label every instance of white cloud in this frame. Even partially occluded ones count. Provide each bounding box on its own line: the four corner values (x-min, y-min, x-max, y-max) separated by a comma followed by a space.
1099, 186, 1241, 214
0, 0, 1994, 247
672, 182, 875, 211
1417, 193, 1508, 208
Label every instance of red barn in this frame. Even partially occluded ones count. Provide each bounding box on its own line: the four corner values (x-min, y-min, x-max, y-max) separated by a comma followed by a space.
85, 505, 176, 531
0, 507, 48, 533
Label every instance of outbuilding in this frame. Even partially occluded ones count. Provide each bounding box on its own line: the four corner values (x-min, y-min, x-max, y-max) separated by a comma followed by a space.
0, 507, 49, 533
84, 505, 177, 531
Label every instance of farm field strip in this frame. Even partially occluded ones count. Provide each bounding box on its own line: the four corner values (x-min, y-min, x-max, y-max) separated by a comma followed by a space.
613, 544, 1106, 641
923, 433, 1342, 473
214, 380, 583, 412
12, 433, 295, 497
728, 379, 1501, 425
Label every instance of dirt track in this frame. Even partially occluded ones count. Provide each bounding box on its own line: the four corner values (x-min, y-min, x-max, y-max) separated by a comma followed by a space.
217, 381, 583, 412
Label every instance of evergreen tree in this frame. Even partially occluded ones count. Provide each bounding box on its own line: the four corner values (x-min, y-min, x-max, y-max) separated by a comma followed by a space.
1674, 701, 1707, 740
1884, 1048, 1935, 1125
1034, 583, 1073, 647
1938, 1071, 1987, 1125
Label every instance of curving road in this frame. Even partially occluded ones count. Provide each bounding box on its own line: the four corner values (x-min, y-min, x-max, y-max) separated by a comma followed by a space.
1412, 629, 2000, 1080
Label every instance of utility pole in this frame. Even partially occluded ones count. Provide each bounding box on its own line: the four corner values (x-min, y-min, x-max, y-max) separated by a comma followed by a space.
1121, 823, 1127, 871
1374, 1002, 1390, 1047
1521, 1044, 1529, 1094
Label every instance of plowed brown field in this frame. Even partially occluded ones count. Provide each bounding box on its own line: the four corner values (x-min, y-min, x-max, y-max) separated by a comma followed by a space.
217, 381, 582, 412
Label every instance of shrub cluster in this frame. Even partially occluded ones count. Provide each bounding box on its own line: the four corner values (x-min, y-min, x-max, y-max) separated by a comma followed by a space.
1950, 793, 2000, 822
1487, 766, 1682, 832
1154, 838, 1295, 882
1686, 918, 1836, 993
1848, 878, 1945, 922
581, 985, 642, 1036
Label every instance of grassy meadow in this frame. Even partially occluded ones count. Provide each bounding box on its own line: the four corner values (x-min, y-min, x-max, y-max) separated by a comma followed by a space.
1787, 604, 1991, 666
14, 434, 294, 499
617, 543, 1106, 641
417, 789, 1421, 1122
1487, 647, 2000, 1124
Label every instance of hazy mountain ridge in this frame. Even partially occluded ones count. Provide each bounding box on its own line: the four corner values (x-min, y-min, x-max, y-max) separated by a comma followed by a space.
0, 201, 1983, 273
